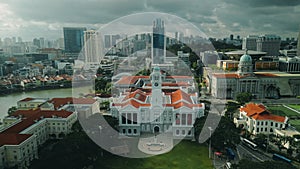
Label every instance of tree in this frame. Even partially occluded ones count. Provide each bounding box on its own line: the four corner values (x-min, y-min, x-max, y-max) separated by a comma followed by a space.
236, 92, 252, 105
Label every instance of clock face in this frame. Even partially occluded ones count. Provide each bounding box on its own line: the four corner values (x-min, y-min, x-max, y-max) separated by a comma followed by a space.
154, 82, 159, 87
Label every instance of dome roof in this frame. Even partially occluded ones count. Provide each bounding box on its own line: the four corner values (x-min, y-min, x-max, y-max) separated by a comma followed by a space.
240, 54, 252, 62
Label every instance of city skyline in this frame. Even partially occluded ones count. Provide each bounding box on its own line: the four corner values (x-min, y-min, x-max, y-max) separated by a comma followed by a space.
0, 0, 300, 41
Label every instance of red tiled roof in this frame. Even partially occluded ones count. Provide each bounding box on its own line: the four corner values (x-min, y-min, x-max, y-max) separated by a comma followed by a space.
146, 82, 191, 87
116, 76, 148, 85
171, 90, 193, 104
166, 76, 193, 79
212, 73, 239, 78
255, 73, 278, 77
240, 103, 286, 122
49, 97, 96, 109
19, 98, 34, 102
122, 89, 148, 102
3, 109, 73, 134
0, 134, 32, 146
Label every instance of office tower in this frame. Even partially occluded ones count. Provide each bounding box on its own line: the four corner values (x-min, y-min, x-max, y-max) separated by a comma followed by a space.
63, 27, 86, 56
256, 34, 281, 56
242, 35, 258, 51
151, 18, 166, 64
104, 35, 111, 48
297, 31, 300, 56
83, 30, 102, 63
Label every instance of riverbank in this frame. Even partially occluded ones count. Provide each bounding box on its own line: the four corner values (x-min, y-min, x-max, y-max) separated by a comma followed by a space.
0, 83, 72, 96
0, 88, 74, 120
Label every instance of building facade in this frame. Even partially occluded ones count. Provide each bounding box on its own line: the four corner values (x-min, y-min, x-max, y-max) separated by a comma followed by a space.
111, 67, 204, 139
256, 34, 281, 56
63, 27, 86, 57
152, 18, 166, 65
209, 53, 300, 99
234, 103, 288, 135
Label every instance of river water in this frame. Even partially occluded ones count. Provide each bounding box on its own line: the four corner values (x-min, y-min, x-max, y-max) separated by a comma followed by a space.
0, 88, 73, 121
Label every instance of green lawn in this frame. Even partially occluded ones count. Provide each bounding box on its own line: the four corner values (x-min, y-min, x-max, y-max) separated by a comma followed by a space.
288, 104, 300, 111
290, 120, 300, 131
267, 105, 300, 117
94, 141, 213, 169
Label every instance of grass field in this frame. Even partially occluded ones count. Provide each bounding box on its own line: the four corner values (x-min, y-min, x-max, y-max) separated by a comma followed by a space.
267, 105, 300, 117
94, 141, 213, 169
290, 120, 300, 131
288, 104, 300, 111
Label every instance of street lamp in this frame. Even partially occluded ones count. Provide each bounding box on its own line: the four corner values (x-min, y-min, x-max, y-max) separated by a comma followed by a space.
99, 125, 103, 157
208, 127, 213, 159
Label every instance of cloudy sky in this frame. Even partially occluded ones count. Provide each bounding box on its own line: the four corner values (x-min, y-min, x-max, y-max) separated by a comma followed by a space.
0, 0, 300, 41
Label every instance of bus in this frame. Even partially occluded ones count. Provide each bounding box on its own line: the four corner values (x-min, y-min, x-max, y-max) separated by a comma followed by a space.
241, 138, 258, 151
272, 153, 292, 164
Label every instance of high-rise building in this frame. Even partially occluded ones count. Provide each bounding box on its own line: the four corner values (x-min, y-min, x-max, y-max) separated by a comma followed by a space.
242, 35, 258, 51
151, 18, 166, 64
297, 28, 300, 56
256, 34, 281, 56
104, 35, 111, 48
83, 30, 102, 63
63, 27, 86, 56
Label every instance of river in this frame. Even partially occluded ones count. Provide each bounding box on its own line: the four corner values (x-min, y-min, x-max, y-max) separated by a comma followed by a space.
0, 88, 73, 121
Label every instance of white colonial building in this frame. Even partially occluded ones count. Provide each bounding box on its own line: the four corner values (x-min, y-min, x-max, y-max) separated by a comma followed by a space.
111, 67, 204, 139
234, 103, 288, 135
208, 52, 300, 99
0, 97, 98, 169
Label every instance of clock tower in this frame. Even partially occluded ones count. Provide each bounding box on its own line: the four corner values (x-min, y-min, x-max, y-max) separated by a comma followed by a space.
150, 67, 163, 107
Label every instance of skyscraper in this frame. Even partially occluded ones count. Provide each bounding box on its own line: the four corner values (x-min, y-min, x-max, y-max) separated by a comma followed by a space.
151, 18, 166, 64
83, 30, 102, 63
297, 28, 300, 56
63, 27, 86, 57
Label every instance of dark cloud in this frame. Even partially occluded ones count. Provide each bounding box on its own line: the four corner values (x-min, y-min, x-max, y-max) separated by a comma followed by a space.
1, 0, 300, 39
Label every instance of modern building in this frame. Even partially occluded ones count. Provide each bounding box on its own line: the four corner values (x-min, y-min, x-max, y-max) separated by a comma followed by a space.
242, 35, 258, 51
111, 67, 204, 139
63, 27, 87, 57
234, 103, 288, 135
256, 34, 281, 56
297, 28, 300, 56
152, 18, 166, 65
83, 30, 102, 63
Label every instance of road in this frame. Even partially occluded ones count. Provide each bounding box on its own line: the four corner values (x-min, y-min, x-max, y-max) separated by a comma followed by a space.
236, 144, 272, 162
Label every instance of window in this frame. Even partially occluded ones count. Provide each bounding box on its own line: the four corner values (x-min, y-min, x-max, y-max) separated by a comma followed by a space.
121, 113, 126, 124
175, 113, 180, 125
188, 130, 191, 135
182, 114, 186, 125
133, 113, 137, 124
265, 128, 267, 132
271, 122, 273, 126
257, 121, 260, 126
134, 129, 137, 134
187, 114, 192, 125
127, 114, 132, 124
128, 129, 132, 134
122, 129, 126, 134
275, 123, 278, 127
256, 128, 259, 132
176, 130, 180, 135
265, 121, 268, 125
280, 124, 282, 128
182, 130, 185, 135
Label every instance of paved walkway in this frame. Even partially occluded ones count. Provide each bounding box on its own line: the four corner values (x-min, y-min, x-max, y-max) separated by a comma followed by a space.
138, 133, 174, 155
